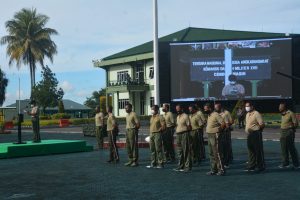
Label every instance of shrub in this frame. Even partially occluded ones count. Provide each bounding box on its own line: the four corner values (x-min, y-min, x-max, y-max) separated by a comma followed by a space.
40, 115, 51, 120
58, 100, 65, 113
0, 122, 4, 131
40, 119, 59, 126
70, 118, 94, 125
51, 113, 71, 119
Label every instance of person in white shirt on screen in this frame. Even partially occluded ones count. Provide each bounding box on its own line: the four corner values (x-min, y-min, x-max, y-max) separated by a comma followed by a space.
222, 74, 245, 98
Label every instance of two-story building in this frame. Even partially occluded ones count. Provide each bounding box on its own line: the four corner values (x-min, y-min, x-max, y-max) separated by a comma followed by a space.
93, 27, 300, 117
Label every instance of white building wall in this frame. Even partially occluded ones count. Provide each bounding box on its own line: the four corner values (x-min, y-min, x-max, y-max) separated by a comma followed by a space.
107, 60, 155, 117
109, 64, 133, 82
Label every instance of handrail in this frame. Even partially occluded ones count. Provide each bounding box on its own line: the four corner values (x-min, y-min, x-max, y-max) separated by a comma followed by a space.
108, 79, 150, 86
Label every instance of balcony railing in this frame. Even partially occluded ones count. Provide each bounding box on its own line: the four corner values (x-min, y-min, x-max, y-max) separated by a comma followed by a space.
108, 79, 150, 87
106, 79, 151, 93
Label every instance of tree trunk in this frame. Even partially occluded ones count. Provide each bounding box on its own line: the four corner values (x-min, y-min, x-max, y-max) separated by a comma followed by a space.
29, 62, 33, 98
33, 65, 36, 87
29, 55, 36, 99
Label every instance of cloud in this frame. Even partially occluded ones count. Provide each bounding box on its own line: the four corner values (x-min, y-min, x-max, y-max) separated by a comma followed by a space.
2, 90, 29, 106
60, 81, 74, 92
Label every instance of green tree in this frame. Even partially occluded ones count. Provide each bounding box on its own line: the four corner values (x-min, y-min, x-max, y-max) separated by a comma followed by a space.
0, 8, 58, 96
32, 65, 64, 114
58, 100, 65, 113
84, 89, 106, 110
0, 68, 9, 106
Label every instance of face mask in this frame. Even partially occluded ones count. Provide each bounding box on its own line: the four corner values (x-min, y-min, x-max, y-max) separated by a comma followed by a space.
280, 110, 286, 115
30, 105, 34, 108
230, 81, 236, 85
245, 106, 251, 112
204, 110, 210, 114
151, 110, 155, 115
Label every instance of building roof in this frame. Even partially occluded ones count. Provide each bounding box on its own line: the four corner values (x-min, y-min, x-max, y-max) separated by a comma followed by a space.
6, 99, 91, 111
93, 27, 291, 68
46, 99, 91, 111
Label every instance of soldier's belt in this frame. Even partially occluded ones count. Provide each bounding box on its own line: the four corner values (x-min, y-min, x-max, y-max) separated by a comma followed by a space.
151, 131, 161, 134
176, 130, 189, 134
166, 126, 175, 129
281, 128, 293, 131
191, 128, 203, 131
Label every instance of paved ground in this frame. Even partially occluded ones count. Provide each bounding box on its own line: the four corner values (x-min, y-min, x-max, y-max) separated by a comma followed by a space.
8, 124, 300, 142
0, 126, 300, 199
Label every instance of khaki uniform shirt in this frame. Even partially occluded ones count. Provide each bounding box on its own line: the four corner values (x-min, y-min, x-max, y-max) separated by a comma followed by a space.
220, 110, 232, 124
206, 111, 224, 134
95, 112, 104, 127
150, 114, 166, 133
190, 113, 205, 130
163, 111, 175, 128
107, 113, 116, 131
281, 110, 298, 129
197, 111, 207, 127
31, 106, 39, 118
126, 111, 139, 129
176, 113, 190, 133
245, 110, 264, 133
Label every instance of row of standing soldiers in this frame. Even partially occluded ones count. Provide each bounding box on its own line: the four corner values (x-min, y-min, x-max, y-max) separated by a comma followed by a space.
95, 102, 299, 175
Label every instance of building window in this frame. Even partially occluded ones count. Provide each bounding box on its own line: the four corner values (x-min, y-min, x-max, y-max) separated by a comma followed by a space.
150, 97, 154, 107
135, 64, 144, 83
117, 71, 129, 83
118, 99, 129, 109
149, 67, 154, 79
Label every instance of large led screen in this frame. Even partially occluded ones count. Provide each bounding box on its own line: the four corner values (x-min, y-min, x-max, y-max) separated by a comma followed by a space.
170, 38, 292, 101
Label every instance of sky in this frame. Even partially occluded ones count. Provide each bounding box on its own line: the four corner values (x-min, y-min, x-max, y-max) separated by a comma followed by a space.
1, 0, 300, 106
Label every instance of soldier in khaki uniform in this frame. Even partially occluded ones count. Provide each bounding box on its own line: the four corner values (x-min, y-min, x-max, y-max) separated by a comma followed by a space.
219, 106, 234, 167
173, 104, 192, 172
244, 102, 265, 172
278, 103, 299, 169
195, 104, 207, 160
189, 105, 206, 166
26, 100, 41, 143
162, 103, 176, 163
147, 105, 166, 169
204, 103, 226, 176
95, 106, 105, 149
106, 106, 119, 163
125, 104, 140, 167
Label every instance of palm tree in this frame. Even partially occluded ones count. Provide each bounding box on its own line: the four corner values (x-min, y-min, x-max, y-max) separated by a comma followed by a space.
0, 8, 58, 96
0, 68, 8, 106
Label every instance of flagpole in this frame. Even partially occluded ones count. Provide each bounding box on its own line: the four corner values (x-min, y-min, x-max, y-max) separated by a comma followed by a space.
15, 74, 25, 144
153, 0, 160, 106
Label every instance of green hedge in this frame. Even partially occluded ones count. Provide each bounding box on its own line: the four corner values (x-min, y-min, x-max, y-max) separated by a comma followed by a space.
16, 119, 60, 127
51, 113, 71, 119
40, 115, 52, 120
69, 118, 94, 125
